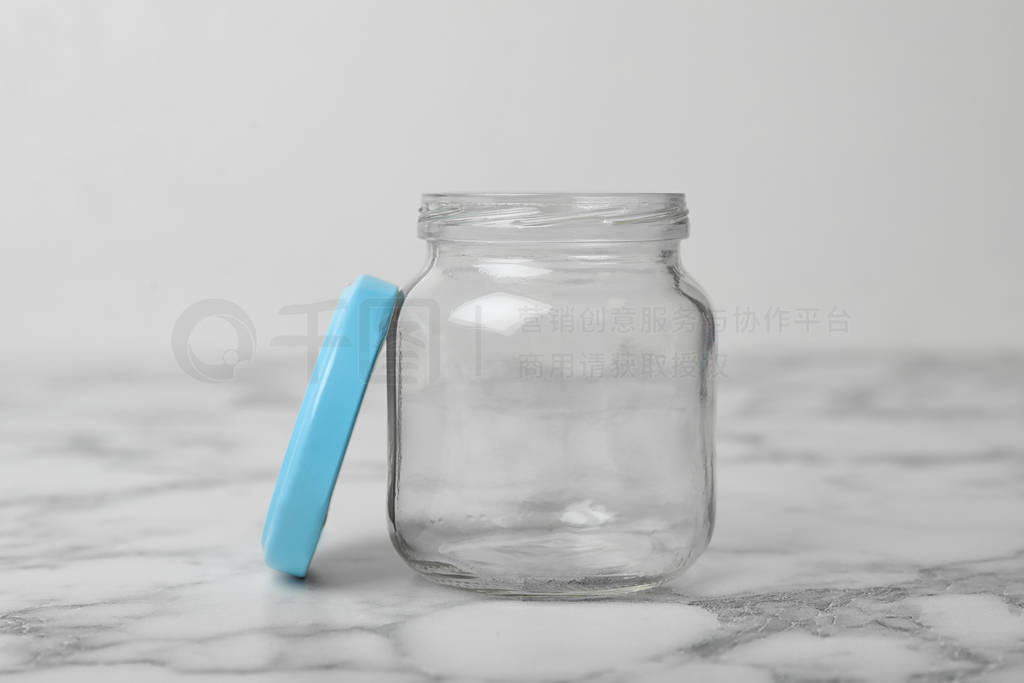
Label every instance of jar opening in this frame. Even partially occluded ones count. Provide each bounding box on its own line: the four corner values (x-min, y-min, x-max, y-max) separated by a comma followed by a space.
418, 193, 689, 243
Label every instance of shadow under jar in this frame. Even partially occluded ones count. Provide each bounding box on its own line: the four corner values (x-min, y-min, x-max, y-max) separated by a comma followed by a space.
386, 193, 716, 598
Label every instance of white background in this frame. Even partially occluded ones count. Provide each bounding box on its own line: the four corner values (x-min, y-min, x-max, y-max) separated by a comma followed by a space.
2, 1, 1021, 366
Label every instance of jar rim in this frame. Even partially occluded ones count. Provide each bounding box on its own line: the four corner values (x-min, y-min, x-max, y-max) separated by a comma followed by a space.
418, 193, 689, 243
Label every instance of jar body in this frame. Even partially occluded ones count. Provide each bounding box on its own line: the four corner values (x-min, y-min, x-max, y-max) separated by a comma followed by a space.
387, 195, 715, 597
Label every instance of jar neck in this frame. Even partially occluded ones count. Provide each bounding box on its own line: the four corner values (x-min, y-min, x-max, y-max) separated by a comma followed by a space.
426, 239, 682, 268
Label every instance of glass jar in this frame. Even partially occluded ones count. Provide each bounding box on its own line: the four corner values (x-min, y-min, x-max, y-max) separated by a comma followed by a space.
386, 193, 715, 597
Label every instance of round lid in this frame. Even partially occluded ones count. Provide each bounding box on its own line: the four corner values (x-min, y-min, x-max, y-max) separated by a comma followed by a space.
262, 274, 398, 577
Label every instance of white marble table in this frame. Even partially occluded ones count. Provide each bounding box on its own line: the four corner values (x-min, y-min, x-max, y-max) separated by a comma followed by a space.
2, 352, 1023, 682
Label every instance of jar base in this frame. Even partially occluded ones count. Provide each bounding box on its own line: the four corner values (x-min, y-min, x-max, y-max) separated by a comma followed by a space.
393, 523, 702, 599
407, 559, 675, 599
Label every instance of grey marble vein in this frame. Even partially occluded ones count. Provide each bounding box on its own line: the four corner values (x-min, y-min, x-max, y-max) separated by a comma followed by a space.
1, 352, 1023, 682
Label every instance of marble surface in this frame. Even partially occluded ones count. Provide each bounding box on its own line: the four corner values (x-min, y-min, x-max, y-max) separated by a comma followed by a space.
2, 352, 1023, 682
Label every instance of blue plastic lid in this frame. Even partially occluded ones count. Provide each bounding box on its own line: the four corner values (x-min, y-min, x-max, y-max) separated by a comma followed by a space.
262, 274, 399, 577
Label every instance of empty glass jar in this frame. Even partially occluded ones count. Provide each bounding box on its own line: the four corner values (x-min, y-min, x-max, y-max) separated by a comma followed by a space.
386, 193, 715, 597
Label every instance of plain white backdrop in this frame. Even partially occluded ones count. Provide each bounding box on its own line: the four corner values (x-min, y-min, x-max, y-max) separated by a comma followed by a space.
2, 1, 1021, 367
